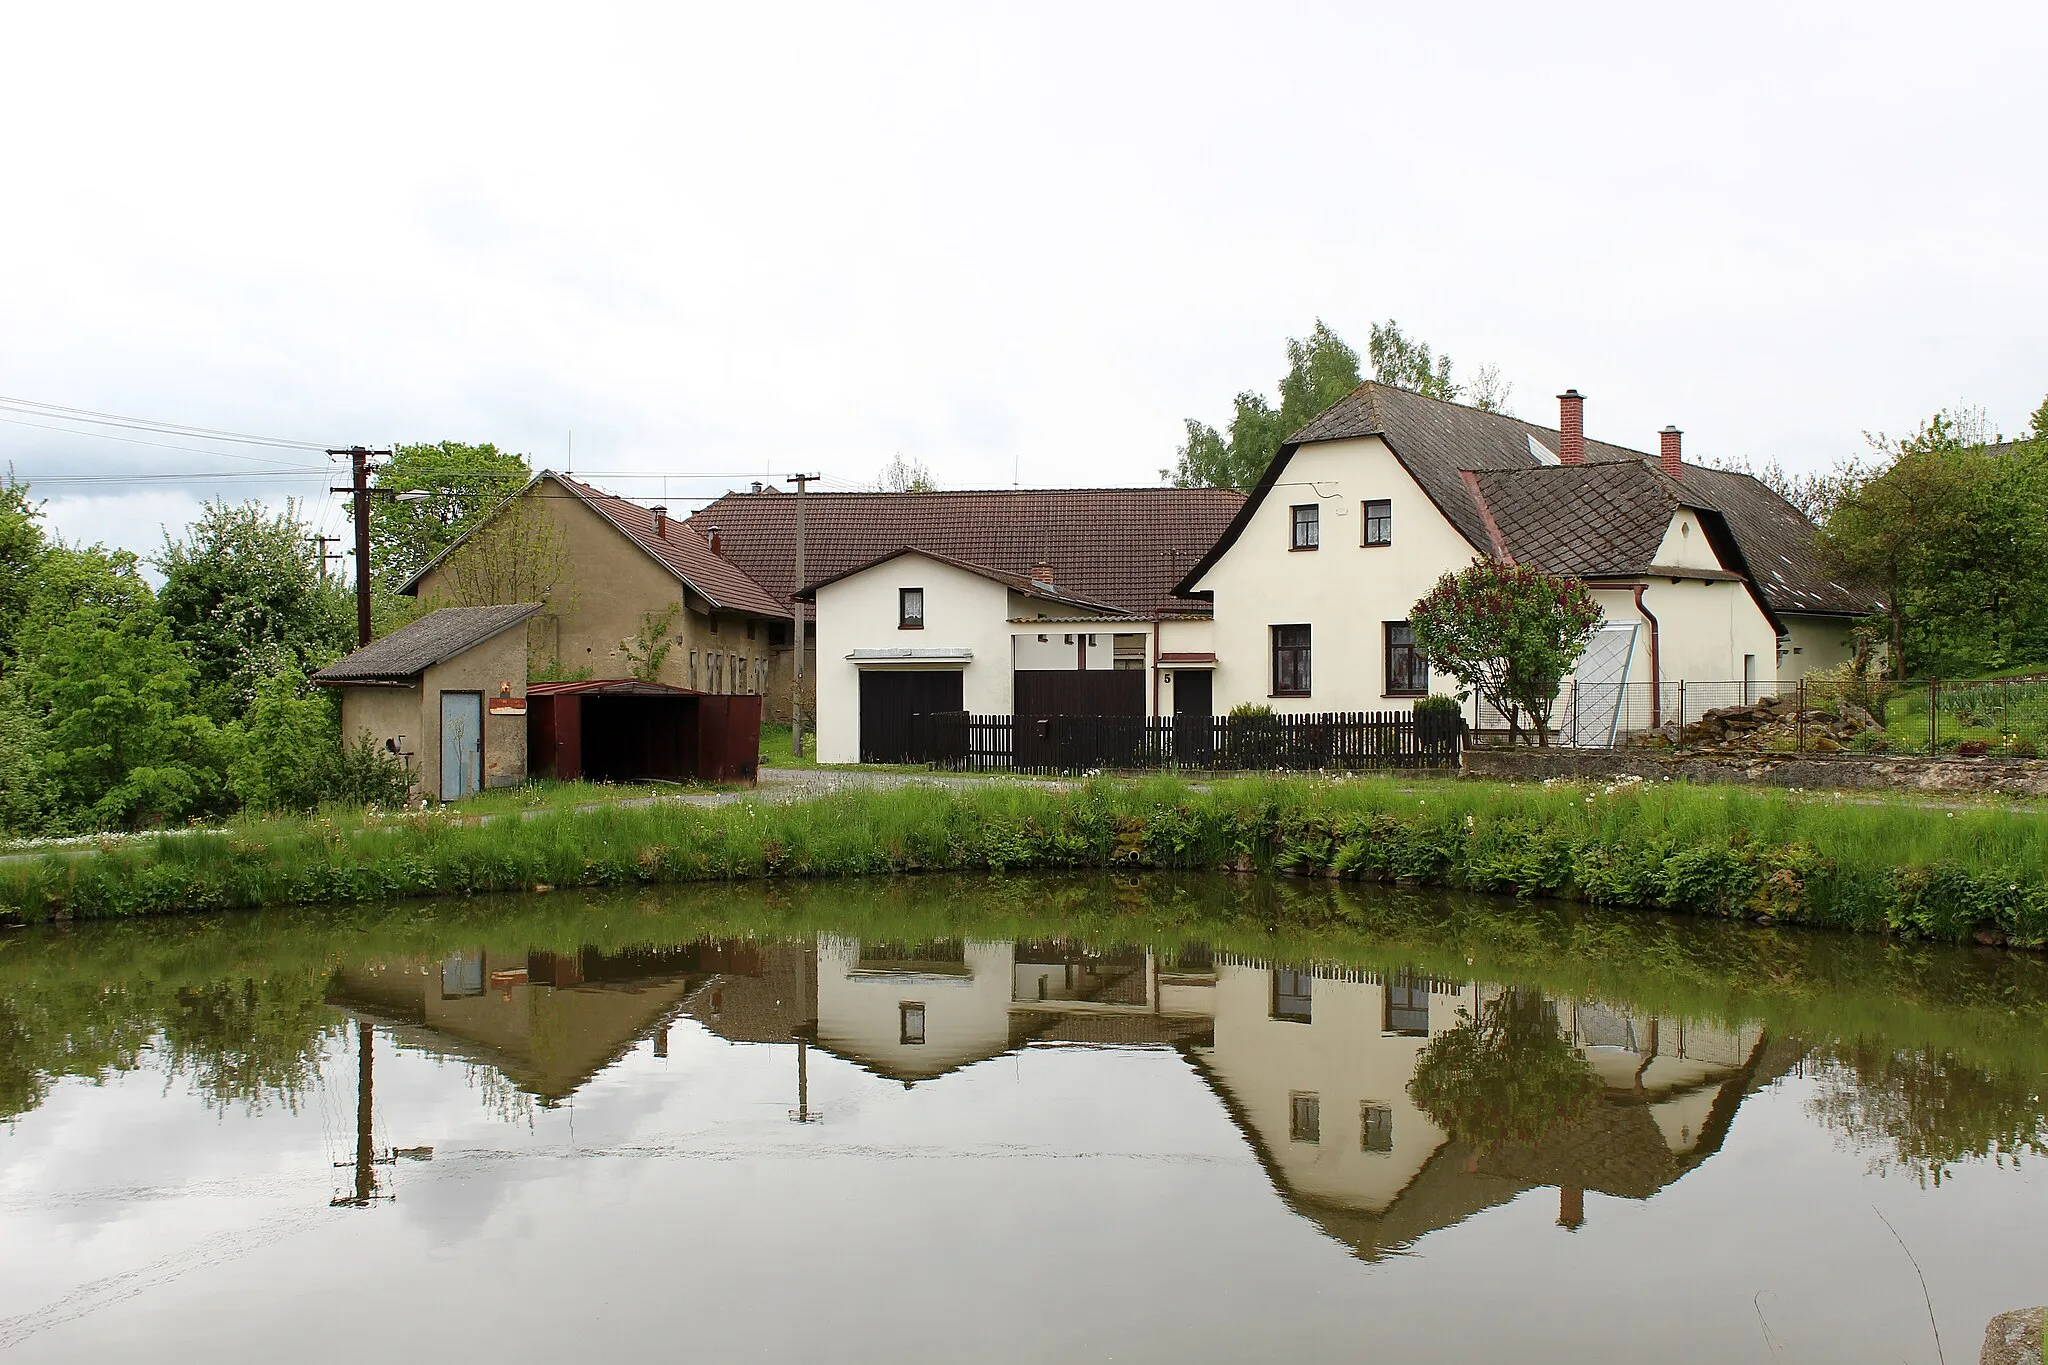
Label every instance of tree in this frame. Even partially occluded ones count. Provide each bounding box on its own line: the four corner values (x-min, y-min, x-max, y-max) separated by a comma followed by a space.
1165, 320, 1362, 488
1407, 991, 1604, 1150
152, 499, 356, 721
367, 441, 533, 587
1706, 453, 1857, 524
874, 454, 937, 492
25, 604, 228, 829
435, 494, 572, 612
1166, 319, 1512, 488
0, 473, 45, 659
226, 667, 413, 814
1409, 561, 1603, 745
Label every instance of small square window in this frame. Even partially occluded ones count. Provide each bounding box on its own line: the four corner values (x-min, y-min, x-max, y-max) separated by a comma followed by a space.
900, 1002, 926, 1044
1290, 504, 1319, 550
1290, 1092, 1321, 1144
899, 588, 925, 629
1362, 1103, 1394, 1153
1363, 499, 1393, 546
1384, 969, 1430, 1036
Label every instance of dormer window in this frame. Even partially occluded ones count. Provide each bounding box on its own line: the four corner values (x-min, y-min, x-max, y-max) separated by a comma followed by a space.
1363, 499, 1392, 546
899, 588, 924, 629
1290, 504, 1319, 550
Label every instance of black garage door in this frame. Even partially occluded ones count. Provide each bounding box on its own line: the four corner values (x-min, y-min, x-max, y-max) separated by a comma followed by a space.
859, 669, 964, 763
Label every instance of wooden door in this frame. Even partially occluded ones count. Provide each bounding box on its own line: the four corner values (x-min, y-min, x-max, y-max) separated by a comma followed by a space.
859, 670, 963, 764
439, 691, 483, 800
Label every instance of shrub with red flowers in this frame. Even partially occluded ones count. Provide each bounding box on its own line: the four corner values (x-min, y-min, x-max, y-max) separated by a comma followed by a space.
1409, 560, 1602, 745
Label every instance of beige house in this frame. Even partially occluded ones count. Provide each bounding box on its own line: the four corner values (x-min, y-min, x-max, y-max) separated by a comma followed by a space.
1179, 384, 1885, 739
401, 473, 795, 715
313, 603, 540, 799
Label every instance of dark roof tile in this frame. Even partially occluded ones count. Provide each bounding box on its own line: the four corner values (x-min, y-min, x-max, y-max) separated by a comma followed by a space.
313, 604, 541, 684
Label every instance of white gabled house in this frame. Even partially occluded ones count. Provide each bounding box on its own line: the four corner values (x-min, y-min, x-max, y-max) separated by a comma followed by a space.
1176, 384, 1882, 739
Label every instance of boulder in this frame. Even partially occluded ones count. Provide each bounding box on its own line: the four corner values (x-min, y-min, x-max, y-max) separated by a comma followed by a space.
1980, 1307, 2043, 1365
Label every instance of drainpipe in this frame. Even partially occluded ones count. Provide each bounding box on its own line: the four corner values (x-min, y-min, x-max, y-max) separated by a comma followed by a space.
1631, 584, 1662, 728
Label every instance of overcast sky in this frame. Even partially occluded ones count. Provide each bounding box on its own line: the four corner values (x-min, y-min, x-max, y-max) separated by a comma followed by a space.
3, 1, 2042, 569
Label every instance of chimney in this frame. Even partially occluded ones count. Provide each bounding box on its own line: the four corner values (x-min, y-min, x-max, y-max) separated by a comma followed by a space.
1557, 389, 1586, 465
651, 505, 669, 540
1030, 559, 1053, 591
708, 525, 723, 555
750, 480, 763, 494
1659, 425, 1683, 478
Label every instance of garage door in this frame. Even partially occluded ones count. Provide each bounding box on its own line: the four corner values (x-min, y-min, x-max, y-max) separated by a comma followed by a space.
859, 670, 965, 764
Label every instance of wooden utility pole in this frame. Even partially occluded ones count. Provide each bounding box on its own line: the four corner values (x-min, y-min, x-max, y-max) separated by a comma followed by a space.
330, 447, 394, 648
785, 473, 819, 759
310, 535, 343, 586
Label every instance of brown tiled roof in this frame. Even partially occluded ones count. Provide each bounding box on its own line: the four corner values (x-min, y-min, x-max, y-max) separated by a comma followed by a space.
312, 603, 541, 683
551, 475, 788, 620
1469, 462, 1714, 579
686, 487, 1244, 617
795, 546, 1130, 615
1184, 382, 1883, 617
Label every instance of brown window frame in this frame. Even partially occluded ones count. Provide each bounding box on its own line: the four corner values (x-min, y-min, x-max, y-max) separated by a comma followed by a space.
899, 1002, 927, 1045
1384, 621, 1428, 697
1290, 504, 1319, 551
1271, 624, 1311, 697
1363, 499, 1393, 546
1289, 1092, 1321, 1144
899, 587, 925, 630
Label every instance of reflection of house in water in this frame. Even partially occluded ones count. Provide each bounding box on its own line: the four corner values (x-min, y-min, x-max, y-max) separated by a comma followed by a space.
329, 943, 763, 1104
1187, 961, 1787, 1259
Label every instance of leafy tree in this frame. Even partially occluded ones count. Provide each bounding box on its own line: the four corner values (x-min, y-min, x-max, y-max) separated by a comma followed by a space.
25, 604, 228, 829
153, 500, 356, 721
874, 454, 937, 492
1407, 991, 1604, 1150
1166, 319, 1511, 488
1821, 404, 2048, 677
434, 495, 573, 614
1410, 561, 1603, 745
1165, 320, 1362, 488
366, 441, 533, 587
0, 678, 53, 834
227, 668, 413, 815
0, 473, 45, 658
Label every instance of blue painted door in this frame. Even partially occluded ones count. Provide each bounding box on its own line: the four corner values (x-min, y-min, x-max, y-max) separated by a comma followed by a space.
439, 692, 483, 800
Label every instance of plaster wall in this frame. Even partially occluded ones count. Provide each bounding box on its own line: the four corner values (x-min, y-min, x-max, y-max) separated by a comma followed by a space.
1777, 613, 1862, 680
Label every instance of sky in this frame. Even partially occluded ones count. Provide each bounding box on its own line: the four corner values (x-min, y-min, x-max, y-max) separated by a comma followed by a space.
2, 0, 2043, 574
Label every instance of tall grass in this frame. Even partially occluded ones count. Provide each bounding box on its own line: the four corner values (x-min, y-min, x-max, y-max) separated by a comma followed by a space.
3, 775, 2045, 944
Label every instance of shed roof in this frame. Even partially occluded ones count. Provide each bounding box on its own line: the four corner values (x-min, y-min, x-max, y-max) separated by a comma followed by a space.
526, 678, 701, 697
312, 604, 541, 684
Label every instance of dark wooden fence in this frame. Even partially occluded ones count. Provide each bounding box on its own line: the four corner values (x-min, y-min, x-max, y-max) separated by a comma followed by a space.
906, 711, 1461, 774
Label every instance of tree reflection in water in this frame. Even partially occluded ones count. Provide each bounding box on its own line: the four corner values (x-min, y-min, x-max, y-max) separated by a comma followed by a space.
1807, 1043, 2048, 1186
1406, 990, 1604, 1149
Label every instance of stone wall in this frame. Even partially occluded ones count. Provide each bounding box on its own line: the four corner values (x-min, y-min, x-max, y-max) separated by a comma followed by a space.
1462, 745, 2048, 797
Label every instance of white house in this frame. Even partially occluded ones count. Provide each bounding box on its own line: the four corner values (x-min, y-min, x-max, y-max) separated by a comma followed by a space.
1177, 384, 1883, 738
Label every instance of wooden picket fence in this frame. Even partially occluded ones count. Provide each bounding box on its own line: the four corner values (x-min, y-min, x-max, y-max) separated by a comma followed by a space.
905, 711, 1461, 774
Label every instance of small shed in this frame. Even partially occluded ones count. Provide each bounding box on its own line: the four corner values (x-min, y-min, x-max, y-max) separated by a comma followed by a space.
313, 604, 542, 800
527, 680, 761, 785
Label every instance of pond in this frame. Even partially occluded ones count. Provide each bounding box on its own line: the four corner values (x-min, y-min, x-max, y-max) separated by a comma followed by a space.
2, 875, 2045, 1363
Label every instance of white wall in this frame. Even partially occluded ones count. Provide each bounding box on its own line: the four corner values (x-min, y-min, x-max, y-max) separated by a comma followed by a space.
1777, 613, 1863, 681
1192, 436, 1484, 714
813, 936, 1016, 1081
1651, 507, 1723, 571
1011, 625, 1119, 671
813, 553, 1017, 763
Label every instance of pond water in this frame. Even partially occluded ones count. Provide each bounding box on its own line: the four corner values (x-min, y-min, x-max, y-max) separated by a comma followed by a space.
2, 876, 2046, 1363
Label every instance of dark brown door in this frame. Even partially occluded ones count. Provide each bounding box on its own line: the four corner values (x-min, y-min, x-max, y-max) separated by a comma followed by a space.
1171, 671, 1213, 764
860, 670, 964, 764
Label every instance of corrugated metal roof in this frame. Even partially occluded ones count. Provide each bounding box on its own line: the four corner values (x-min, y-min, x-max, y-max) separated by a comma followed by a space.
312, 604, 541, 684
526, 678, 702, 697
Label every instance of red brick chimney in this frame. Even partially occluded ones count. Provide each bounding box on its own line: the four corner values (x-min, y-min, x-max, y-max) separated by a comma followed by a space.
652, 505, 669, 539
1659, 426, 1683, 478
1557, 389, 1585, 465
708, 525, 723, 555
1031, 559, 1054, 591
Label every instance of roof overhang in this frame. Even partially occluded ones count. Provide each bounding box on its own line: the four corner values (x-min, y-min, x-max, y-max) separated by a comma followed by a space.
1156, 651, 1217, 670
846, 647, 973, 667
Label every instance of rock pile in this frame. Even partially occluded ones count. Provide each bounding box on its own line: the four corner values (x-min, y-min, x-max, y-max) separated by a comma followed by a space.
1677, 695, 1883, 753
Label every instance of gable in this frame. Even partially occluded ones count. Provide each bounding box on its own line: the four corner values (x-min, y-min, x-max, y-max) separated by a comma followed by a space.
1652, 509, 1730, 573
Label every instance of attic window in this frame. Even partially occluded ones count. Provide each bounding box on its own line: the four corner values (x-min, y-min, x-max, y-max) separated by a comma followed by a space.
1290, 504, 1319, 550
1363, 499, 1392, 546
1528, 433, 1561, 467
899, 588, 925, 629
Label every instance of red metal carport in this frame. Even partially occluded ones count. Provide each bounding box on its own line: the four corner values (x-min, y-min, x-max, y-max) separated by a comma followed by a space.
528, 680, 760, 784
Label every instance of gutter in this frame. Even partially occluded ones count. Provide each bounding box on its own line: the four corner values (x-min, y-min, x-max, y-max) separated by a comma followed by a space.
1627, 583, 1662, 728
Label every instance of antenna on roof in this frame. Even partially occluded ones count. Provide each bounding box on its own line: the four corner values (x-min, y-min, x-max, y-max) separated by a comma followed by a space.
567, 429, 573, 473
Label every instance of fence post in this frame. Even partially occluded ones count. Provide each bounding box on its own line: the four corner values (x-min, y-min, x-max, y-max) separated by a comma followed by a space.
1796, 678, 1805, 754
1569, 679, 1579, 749
1928, 679, 1938, 754
1678, 680, 1687, 738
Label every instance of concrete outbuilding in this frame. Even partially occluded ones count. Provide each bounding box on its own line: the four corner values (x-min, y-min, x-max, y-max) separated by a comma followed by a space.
314, 604, 542, 800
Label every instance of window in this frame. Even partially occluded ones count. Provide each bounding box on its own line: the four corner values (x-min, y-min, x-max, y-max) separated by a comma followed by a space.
688, 650, 698, 690
1290, 1093, 1321, 1144
746, 620, 756, 641
1272, 968, 1313, 1024
737, 655, 749, 693
440, 951, 485, 1000
1363, 499, 1393, 546
1361, 1103, 1394, 1153
1384, 970, 1430, 1036
1290, 504, 1319, 550
1272, 625, 1311, 696
899, 1002, 926, 1045
1384, 622, 1428, 696
709, 614, 719, 635
899, 587, 925, 629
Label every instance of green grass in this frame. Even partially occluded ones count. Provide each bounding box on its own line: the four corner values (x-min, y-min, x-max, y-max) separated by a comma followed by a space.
448, 779, 701, 817
5, 774, 2048, 945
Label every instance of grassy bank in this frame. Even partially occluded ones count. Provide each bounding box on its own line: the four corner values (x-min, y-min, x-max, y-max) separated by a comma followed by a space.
3, 775, 2047, 945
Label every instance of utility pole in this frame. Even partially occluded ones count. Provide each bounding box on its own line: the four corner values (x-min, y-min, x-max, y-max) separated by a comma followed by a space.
785, 473, 819, 759
330, 447, 394, 649
310, 535, 343, 586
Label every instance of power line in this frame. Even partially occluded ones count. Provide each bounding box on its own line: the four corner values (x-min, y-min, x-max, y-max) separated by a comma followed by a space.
0, 395, 332, 451
0, 414, 331, 469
